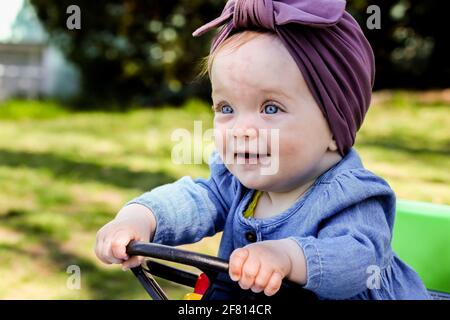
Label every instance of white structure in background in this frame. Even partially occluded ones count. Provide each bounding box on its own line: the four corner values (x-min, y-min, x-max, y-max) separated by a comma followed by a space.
0, 0, 80, 101
0, 42, 45, 100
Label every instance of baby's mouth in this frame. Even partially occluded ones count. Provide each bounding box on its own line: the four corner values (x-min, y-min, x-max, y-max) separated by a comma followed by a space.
234, 152, 271, 163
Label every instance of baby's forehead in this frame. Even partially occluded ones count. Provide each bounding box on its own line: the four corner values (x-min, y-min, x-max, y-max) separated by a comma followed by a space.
211, 37, 306, 95
214, 32, 287, 65
211, 34, 301, 83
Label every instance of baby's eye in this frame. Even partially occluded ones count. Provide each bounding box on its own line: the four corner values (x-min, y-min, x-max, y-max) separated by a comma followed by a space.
263, 104, 279, 114
220, 105, 234, 114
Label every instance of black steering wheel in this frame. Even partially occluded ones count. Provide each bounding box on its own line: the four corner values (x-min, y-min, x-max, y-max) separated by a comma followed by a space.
126, 241, 317, 301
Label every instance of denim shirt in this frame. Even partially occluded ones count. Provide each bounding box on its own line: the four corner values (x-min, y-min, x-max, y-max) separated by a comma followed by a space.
127, 148, 430, 300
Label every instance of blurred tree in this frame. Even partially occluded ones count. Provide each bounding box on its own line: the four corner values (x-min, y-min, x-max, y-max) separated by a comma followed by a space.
30, 0, 225, 108
349, 0, 449, 89
30, 0, 449, 108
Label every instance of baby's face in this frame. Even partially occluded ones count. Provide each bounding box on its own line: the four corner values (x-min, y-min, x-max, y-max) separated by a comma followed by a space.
211, 32, 340, 192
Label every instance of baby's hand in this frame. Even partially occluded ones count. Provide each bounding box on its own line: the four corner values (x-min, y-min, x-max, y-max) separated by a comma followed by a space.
228, 240, 293, 296
95, 204, 156, 270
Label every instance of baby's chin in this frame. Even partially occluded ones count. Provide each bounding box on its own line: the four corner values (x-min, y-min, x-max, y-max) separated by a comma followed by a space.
229, 166, 277, 191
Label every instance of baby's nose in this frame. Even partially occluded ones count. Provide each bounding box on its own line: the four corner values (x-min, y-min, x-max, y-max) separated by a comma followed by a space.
232, 127, 258, 138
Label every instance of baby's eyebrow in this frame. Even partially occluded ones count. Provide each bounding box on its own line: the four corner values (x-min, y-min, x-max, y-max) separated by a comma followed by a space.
212, 87, 288, 99
260, 88, 289, 98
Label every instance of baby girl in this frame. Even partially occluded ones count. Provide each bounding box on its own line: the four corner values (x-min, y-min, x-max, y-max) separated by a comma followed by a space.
95, 0, 429, 299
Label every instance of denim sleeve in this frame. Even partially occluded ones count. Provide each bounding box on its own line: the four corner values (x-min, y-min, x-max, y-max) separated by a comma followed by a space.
290, 172, 395, 299
125, 151, 236, 246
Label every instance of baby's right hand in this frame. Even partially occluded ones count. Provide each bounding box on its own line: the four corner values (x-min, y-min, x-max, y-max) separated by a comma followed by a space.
95, 204, 156, 270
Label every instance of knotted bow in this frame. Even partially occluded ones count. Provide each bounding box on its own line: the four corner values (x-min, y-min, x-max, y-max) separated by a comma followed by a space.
233, 0, 275, 30
194, 0, 346, 32
192, 0, 375, 156
193, 0, 346, 51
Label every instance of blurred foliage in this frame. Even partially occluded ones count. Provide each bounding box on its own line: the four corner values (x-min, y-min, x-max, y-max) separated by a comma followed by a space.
349, 0, 449, 90
29, 0, 450, 109
30, 0, 226, 108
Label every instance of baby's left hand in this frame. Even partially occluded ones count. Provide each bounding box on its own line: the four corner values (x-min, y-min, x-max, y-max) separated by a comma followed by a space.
228, 240, 292, 296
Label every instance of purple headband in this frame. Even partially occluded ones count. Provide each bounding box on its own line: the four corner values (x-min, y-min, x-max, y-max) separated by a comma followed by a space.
192, 0, 375, 156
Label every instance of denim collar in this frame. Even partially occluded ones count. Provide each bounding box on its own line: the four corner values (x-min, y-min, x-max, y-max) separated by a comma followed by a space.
314, 148, 364, 185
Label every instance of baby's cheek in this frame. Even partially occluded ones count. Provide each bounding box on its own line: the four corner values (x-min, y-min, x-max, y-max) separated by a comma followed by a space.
278, 133, 305, 161
275, 136, 308, 176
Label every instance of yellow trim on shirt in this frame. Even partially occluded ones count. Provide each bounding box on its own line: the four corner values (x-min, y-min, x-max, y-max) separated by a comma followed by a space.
243, 190, 262, 218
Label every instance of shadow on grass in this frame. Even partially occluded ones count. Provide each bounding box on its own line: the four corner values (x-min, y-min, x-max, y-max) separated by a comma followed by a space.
0, 149, 194, 298
0, 213, 190, 299
0, 149, 176, 191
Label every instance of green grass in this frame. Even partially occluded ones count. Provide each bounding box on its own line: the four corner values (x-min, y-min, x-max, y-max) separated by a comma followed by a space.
0, 91, 448, 299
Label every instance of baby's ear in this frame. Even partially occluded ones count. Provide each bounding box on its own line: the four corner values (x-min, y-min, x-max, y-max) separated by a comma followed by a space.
328, 137, 338, 152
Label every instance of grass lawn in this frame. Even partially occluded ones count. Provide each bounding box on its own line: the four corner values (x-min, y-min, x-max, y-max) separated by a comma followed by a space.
0, 91, 448, 299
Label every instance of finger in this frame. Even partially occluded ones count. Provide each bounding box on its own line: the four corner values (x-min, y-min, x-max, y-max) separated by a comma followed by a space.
95, 225, 107, 244
229, 248, 249, 281
239, 257, 260, 290
122, 256, 144, 271
264, 272, 283, 297
95, 225, 120, 264
104, 237, 125, 264
95, 226, 110, 261
94, 231, 105, 262
96, 235, 114, 264
251, 268, 273, 293
111, 230, 133, 261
